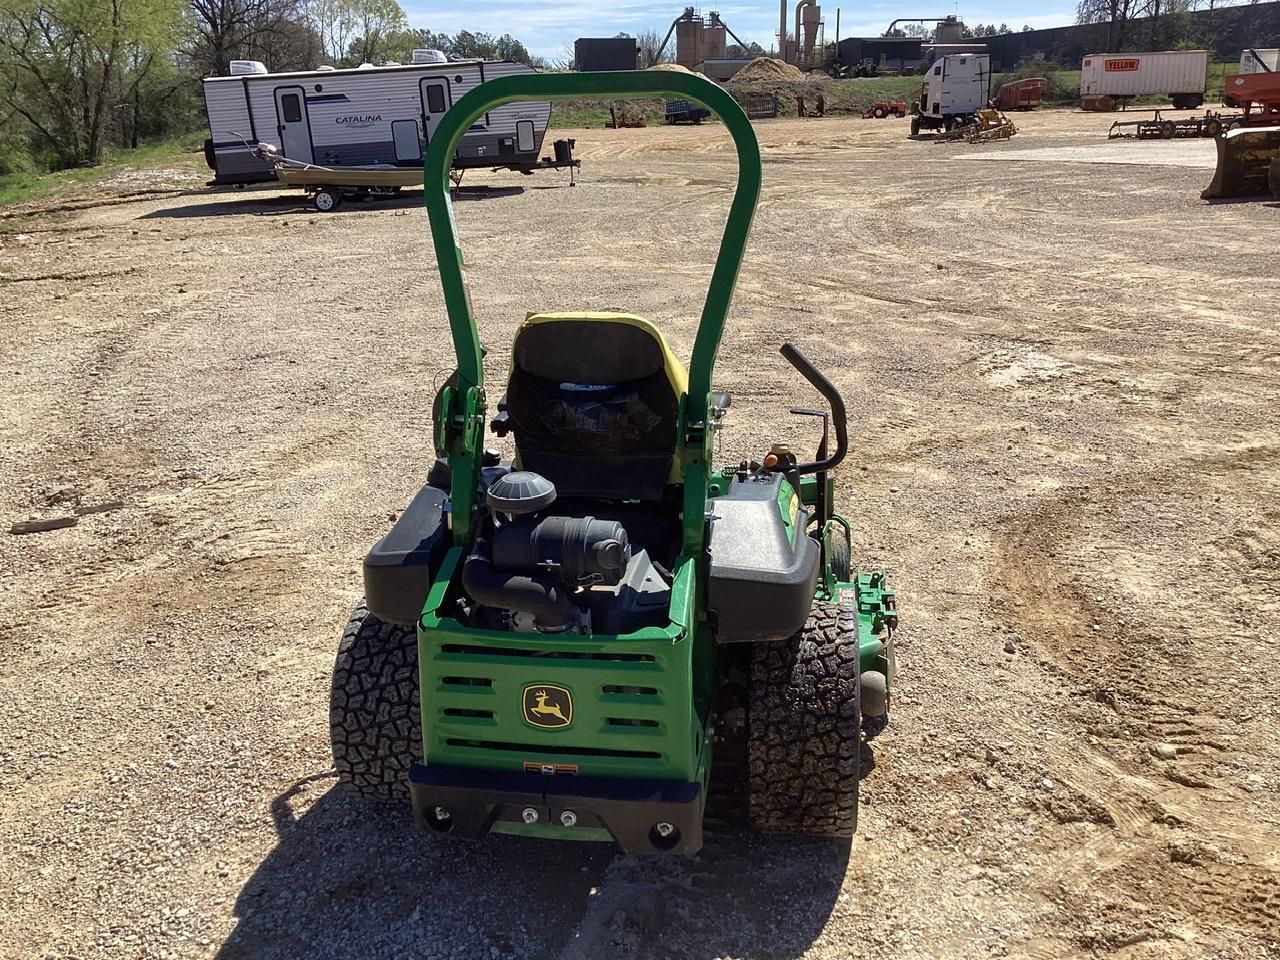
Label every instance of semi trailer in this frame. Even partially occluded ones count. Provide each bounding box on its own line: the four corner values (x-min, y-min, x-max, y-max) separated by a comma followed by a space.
1080, 50, 1208, 111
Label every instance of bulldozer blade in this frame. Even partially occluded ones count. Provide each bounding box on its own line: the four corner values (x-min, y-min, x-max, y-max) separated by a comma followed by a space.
1202, 125, 1280, 200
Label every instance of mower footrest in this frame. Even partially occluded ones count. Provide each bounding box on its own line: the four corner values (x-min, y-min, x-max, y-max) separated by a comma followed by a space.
409, 763, 703, 854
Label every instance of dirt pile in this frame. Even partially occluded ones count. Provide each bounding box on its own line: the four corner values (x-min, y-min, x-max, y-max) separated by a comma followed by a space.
646, 62, 710, 81
732, 57, 805, 84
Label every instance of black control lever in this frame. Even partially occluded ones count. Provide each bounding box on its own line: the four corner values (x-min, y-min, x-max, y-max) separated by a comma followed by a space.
789, 407, 830, 463
779, 342, 848, 477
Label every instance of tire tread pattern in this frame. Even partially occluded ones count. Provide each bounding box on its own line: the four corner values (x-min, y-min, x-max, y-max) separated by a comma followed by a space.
329, 601, 421, 804
746, 599, 860, 836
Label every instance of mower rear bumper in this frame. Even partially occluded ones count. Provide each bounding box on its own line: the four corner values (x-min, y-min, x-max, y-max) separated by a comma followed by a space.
409, 763, 703, 854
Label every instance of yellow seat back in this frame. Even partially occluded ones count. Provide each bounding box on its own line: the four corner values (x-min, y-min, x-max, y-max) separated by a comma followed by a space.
506, 312, 688, 500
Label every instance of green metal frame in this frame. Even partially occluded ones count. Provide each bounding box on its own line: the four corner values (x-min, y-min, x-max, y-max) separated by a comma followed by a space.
423, 71, 763, 555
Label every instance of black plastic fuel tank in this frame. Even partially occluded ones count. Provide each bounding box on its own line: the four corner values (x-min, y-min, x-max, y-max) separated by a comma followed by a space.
363, 484, 449, 625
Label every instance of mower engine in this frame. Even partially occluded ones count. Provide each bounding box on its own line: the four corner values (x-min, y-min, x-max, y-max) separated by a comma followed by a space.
460, 471, 670, 635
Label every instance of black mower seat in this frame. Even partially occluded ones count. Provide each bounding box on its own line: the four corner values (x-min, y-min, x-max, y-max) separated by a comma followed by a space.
505, 312, 688, 502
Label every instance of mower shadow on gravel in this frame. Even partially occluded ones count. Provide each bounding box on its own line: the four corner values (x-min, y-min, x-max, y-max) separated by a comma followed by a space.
137, 192, 423, 219
215, 775, 850, 960
136, 192, 307, 219
139, 185, 522, 220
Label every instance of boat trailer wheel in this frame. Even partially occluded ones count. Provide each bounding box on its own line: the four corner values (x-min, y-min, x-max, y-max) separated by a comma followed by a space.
313, 187, 341, 212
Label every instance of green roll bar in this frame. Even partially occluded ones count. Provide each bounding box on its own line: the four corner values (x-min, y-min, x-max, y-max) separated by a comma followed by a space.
424, 71, 762, 552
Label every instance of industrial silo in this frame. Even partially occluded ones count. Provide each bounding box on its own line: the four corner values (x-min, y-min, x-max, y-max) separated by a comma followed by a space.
801, 3, 821, 63
676, 16, 703, 69
703, 22, 727, 61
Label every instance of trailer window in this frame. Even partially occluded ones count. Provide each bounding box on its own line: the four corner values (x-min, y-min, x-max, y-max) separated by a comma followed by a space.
281, 93, 302, 124
426, 85, 446, 114
516, 119, 535, 153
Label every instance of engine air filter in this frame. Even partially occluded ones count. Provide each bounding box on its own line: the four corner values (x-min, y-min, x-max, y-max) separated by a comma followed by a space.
486, 471, 557, 516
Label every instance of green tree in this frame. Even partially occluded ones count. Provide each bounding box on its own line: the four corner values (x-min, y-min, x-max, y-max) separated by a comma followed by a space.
189, 0, 313, 76
0, 0, 183, 165
493, 32, 529, 62
305, 0, 355, 63
344, 0, 405, 64
446, 29, 529, 62
725, 40, 764, 58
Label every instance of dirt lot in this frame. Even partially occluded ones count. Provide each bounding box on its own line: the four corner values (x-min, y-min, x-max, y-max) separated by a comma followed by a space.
1, 108, 1278, 960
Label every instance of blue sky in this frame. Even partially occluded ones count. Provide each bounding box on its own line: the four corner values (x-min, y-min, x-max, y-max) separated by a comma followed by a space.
410, 1, 1076, 59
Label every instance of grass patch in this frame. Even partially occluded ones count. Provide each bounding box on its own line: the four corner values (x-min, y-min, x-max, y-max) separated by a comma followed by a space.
549, 99, 668, 129
0, 132, 206, 208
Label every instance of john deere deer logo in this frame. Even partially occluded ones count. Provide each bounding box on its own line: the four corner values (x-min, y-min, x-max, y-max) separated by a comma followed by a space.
523, 685, 573, 729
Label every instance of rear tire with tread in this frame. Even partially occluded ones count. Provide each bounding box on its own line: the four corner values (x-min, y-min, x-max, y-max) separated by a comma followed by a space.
828, 527, 851, 583
747, 600, 860, 836
330, 600, 421, 804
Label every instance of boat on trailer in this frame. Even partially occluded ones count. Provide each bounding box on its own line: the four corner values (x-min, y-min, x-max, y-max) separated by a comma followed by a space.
256, 138, 579, 211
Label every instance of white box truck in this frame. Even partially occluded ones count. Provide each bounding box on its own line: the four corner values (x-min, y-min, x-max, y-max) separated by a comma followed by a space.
911, 53, 991, 135
1080, 50, 1208, 110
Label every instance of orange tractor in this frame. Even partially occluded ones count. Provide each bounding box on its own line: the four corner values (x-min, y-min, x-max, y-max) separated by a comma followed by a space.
863, 100, 907, 119
1203, 68, 1280, 199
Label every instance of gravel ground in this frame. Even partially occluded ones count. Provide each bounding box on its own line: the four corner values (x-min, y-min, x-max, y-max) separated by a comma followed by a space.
1, 108, 1278, 960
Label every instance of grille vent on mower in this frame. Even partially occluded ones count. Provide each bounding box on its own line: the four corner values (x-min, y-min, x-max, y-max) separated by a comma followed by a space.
444, 739, 662, 759
440, 643, 655, 662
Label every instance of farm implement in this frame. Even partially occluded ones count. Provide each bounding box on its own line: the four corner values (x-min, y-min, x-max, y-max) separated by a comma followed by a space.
1108, 109, 1235, 140
1203, 67, 1280, 199
933, 107, 1017, 144
995, 77, 1047, 111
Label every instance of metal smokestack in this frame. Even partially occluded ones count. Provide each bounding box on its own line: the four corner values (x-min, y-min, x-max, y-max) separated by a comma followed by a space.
779, 0, 788, 60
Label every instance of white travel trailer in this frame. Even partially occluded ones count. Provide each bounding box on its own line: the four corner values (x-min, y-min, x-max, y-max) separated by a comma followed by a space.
201, 57, 553, 186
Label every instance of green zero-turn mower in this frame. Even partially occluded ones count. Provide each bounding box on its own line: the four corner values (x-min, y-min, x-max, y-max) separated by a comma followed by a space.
330, 70, 899, 855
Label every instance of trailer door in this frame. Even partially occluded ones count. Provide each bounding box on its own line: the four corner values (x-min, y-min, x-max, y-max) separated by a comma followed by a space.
274, 86, 313, 163
420, 77, 453, 145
